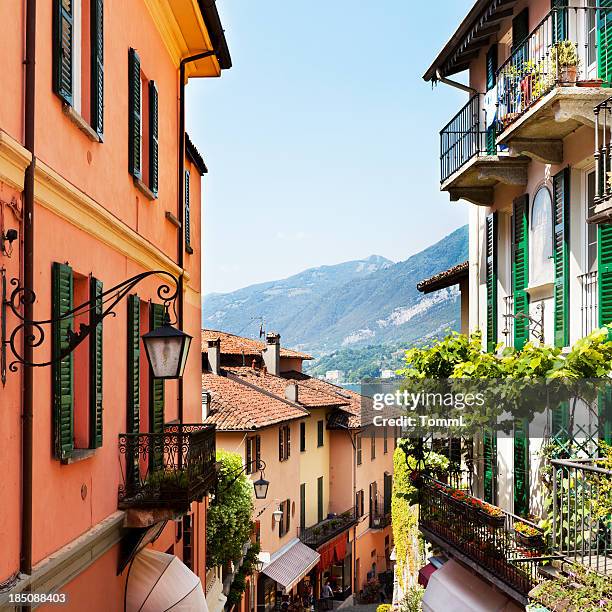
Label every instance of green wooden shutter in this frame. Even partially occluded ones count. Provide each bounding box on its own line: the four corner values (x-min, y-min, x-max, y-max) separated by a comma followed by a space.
552, 400, 570, 449
513, 418, 529, 517
184, 170, 191, 249
513, 195, 530, 349
512, 9, 530, 50
486, 213, 498, 352
52, 263, 74, 460
149, 303, 165, 435
553, 169, 570, 348
598, 1, 612, 86
149, 81, 159, 195
552, 0, 568, 43
317, 476, 324, 522
90, 0, 104, 138
486, 45, 497, 92
52, 0, 74, 105
89, 277, 103, 448
483, 429, 497, 504
127, 294, 140, 434
128, 48, 141, 178
599, 222, 612, 329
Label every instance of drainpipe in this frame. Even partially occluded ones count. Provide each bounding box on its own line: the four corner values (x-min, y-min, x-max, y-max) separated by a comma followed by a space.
435, 70, 477, 95
21, 0, 36, 578
177, 50, 217, 422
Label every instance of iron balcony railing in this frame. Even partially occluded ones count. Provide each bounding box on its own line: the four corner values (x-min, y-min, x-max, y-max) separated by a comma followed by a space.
502, 295, 515, 348
419, 476, 557, 603
299, 507, 358, 549
579, 271, 599, 337
369, 493, 391, 530
440, 94, 491, 183
551, 457, 612, 576
497, 6, 610, 132
118, 423, 216, 511
595, 97, 612, 205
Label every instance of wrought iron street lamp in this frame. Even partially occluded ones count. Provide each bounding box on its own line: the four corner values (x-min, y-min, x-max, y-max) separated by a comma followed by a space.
142, 322, 192, 379
216, 459, 270, 500
1, 269, 190, 382
253, 474, 270, 500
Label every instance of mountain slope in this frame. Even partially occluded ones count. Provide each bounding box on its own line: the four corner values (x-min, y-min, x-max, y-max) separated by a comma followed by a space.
202, 226, 468, 355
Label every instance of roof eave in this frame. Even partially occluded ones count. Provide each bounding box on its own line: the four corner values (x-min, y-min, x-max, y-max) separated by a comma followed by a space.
197, 0, 232, 70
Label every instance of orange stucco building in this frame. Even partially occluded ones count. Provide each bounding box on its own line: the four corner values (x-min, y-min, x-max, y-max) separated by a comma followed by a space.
0, 1, 230, 609
201, 331, 395, 612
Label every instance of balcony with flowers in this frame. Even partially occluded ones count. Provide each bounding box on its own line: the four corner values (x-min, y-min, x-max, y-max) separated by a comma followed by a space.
419, 476, 557, 606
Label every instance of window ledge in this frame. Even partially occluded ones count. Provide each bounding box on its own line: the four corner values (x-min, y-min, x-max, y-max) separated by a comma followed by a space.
133, 177, 157, 201
165, 211, 181, 228
62, 104, 102, 143
525, 281, 554, 300
61, 448, 97, 465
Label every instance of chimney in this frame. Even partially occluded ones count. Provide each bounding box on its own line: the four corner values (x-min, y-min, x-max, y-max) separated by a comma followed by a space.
262, 332, 280, 376
285, 383, 299, 403
207, 339, 221, 375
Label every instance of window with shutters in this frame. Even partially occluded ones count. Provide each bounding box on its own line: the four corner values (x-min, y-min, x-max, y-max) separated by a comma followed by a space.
279, 499, 291, 537
383, 427, 388, 454
530, 187, 554, 286
279, 425, 290, 462
317, 419, 324, 447
317, 477, 324, 522
52, 264, 104, 460
356, 490, 364, 517
246, 435, 261, 474
149, 303, 165, 441
356, 434, 362, 465
53, 0, 104, 139
587, 171, 598, 272
300, 484, 306, 530
185, 170, 193, 253
371, 434, 376, 460
300, 421, 306, 452
128, 48, 159, 199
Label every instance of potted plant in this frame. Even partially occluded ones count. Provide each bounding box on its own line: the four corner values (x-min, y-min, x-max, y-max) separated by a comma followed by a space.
514, 521, 545, 550
478, 502, 506, 527
553, 41, 579, 85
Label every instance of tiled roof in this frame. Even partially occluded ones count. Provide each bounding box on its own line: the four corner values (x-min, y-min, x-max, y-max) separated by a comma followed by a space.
417, 260, 468, 294
202, 371, 308, 431
280, 371, 363, 429
225, 367, 349, 409
202, 330, 313, 360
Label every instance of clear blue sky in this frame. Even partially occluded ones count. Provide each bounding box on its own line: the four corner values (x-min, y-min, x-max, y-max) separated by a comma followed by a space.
187, 0, 473, 294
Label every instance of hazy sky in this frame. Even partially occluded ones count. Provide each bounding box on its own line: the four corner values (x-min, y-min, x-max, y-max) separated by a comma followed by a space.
187, 0, 473, 294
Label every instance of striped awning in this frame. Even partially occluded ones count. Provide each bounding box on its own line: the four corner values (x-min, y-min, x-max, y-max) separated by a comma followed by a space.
261, 540, 320, 592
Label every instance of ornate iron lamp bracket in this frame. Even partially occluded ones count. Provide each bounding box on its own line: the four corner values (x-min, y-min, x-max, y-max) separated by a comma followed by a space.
503, 302, 545, 344
1, 268, 180, 382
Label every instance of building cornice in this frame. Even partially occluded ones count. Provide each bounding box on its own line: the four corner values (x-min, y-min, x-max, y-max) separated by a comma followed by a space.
34, 159, 190, 282
0, 129, 32, 190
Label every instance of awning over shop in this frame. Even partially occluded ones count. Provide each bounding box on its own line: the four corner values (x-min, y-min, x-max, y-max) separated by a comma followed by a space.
261, 539, 320, 592
421, 560, 523, 612
126, 547, 208, 611
317, 535, 347, 573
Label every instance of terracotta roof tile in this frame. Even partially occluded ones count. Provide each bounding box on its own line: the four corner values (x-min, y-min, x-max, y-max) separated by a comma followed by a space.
202, 329, 313, 360
202, 371, 308, 431
417, 260, 468, 294
224, 367, 349, 409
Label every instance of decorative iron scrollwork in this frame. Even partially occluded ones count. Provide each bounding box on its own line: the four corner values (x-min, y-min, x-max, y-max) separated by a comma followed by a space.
1, 268, 180, 378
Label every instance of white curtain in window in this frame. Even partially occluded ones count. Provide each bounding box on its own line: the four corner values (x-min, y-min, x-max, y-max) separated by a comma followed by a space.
530, 187, 553, 286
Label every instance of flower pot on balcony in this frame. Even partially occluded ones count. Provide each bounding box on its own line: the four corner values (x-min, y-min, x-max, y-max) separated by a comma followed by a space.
478, 509, 505, 528
577, 78, 603, 88
559, 65, 577, 85
516, 531, 545, 550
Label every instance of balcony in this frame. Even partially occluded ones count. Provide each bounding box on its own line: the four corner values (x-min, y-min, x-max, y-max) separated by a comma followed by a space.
118, 423, 216, 523
419, 476, 556, 605
495, 6, 610, 160
299, 507, 358, 549
439, 94, 528, 205
550, 457, 612, 576
370, 504, 391, 530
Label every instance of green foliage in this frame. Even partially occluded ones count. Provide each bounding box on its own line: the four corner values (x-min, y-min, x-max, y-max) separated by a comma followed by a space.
207, 450, 254, 568
530, 562, 612, 610
225, 542, 261, 609
399, 586, 424, 612
392, 444, 435, 589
